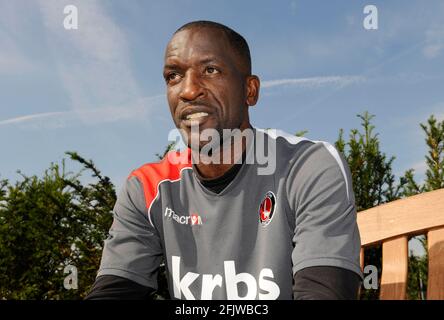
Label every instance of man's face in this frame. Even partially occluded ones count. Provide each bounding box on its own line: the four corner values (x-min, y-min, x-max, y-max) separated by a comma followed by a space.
163, 27, 253, 149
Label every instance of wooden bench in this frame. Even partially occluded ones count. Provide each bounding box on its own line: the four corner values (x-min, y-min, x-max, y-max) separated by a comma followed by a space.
357, 188, 444, 299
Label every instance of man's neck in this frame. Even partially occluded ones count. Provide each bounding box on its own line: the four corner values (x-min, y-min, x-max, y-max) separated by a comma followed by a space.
191, 125, 252, 180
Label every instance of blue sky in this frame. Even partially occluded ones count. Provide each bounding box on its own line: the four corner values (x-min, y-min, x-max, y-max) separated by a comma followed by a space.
1, 0, 443, 194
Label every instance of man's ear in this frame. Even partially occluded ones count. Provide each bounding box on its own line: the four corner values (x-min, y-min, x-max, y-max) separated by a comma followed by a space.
246, 75, 260, 106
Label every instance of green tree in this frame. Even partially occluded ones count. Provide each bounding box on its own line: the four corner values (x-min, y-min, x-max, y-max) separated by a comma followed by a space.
401, 115, 444, 299
335, 112, 404, 299
337, 113, 444, 300
421, 115, 444, 191
0, 153, 114, 299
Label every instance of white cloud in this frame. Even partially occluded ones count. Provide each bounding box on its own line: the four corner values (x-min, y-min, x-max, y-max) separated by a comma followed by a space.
423, 25, 444, 59
0, 111, 67, 126
0, 95, 165, 129
37, 0, 142, 112
290, 1, 298, 16
346, 15, 356, 27
261, 75, 365, 89
394, 161, 426, 186
0, 0, 155, 129
411, 161, 427, 175
0, 28, 36, 74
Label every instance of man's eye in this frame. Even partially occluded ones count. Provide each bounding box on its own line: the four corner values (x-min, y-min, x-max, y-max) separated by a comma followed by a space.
205, 66, 219, 74
166, 73, 180, 83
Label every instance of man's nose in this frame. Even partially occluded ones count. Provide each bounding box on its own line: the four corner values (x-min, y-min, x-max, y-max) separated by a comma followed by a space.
179, 71, 204, 102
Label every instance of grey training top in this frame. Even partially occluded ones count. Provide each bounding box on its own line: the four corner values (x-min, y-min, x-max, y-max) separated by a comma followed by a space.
97, 128, 362, 300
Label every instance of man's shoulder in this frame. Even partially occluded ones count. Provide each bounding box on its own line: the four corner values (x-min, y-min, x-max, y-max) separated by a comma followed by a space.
128, 149, 193, 183
259, 127, 349, 187
258, 127, 340, 162
124, 149, 193, 211
261, 128, 353, 203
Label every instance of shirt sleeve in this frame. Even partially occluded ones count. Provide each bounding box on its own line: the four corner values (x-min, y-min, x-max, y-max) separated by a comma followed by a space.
97, 176, 163, 289
286, 142, 363, 279
293, 266, 361, 300
85, 275, 155, 300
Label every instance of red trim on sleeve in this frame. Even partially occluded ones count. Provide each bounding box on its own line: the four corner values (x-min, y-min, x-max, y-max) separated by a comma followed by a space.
128, 149, 192, 212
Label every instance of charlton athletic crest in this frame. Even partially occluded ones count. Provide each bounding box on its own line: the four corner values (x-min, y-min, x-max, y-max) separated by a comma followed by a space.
259, 191, 276, 227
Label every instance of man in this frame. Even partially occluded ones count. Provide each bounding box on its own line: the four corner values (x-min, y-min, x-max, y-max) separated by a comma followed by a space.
86, 20, 362, 300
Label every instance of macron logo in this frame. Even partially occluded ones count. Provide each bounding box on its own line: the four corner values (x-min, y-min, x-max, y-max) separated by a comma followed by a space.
165, 207, 202, 226
172, 256, 280, 300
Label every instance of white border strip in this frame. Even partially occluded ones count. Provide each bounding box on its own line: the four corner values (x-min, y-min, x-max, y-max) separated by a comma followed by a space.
257, 128, 350, 201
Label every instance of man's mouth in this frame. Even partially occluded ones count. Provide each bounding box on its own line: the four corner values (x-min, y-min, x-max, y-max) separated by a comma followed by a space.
185, 112, 208, 120
181, 111, 211, 127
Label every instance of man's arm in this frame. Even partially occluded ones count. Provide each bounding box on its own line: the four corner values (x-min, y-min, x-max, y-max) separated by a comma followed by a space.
85, 275, 155, 300
293, 266, 361, 300
88, 176, 164, 298
287, 141, 363, 299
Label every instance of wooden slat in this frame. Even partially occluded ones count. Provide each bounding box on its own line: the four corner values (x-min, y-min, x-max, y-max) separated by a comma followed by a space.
358, 189, 444, 246
427, 227, 444, 299
380, 236, 408, 300
360, 248, 364, 271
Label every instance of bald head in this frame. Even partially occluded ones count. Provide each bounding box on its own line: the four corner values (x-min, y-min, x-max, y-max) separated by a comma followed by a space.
172, 20, 252, 76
